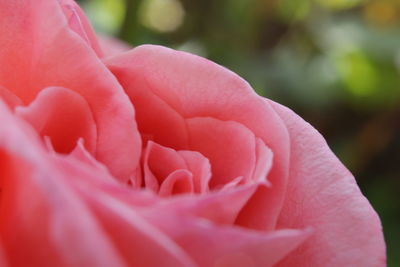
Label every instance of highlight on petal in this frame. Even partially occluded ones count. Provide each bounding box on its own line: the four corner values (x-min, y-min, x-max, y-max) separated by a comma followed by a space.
0, 0, 141, 181
15, 87, 97, 154
270, 101, 386, 266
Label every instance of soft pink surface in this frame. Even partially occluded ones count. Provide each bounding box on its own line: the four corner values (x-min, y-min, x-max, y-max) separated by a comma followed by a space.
143, 141, 211, 195
15, 87, 97, 154
105, 45, 290, 231
105, 45, 386, 266
0, 103, 310, 266
0, 0, 140, 181
271, 102, 386, 266
58, 0, 103, 57
0, 0, 386, 266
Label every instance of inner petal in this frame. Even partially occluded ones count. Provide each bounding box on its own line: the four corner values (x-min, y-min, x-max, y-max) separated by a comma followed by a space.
159, 170, 194, 197
15, 87, 97, 154
144, 141, 187, 190
121, 77, 189, 150
250, 138, 274, 185
186, 117, 258, 188
143, 141, 211, 196
178, 150, 211, 193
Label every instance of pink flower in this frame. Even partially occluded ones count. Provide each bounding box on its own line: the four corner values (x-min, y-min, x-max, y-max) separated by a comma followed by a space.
0, 0, 386, 266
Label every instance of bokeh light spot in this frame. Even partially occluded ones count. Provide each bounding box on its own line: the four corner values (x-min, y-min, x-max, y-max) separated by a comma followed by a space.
333, 48, 378, 96
83, 0, 125, 34
363, 1, 399, 26
140, 0, 185, 33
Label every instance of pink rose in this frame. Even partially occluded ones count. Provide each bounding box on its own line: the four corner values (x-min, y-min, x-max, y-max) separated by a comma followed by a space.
0, 0, 385, 266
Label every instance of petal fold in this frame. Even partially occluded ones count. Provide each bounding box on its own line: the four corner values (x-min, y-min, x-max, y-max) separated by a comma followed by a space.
15, 87, 97, 154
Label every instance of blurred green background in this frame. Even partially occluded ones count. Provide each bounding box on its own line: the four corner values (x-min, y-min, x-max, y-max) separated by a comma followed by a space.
78, 0, 399, 265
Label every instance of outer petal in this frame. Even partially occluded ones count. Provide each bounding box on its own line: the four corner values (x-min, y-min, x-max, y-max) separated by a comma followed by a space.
154, 184, 259, 226
0, 243, 8, 267
0, 101, 195, 266
105, 45, 290, 229
71, 187, 196, 267
270, 101, 386, 266
0, 102, 125, 266
140, 208, 311, 267
0, 0, 140, 181
58, 0, 103, 57
0, 86, 22, 109
61, 157, 309, 267
57, 148, 198, 267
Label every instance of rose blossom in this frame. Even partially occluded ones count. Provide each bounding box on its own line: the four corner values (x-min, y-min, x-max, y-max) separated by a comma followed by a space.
0, 0, 385, 266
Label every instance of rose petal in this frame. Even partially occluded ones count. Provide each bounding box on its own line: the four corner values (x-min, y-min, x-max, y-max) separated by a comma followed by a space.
186, 117, 256, 187
0, 102, 125, 266
0, 243, 8, 267
159, 170, 194, 197
251, 138, 273, 184
74, 190, 196, 267
144, 141, 211, 194
63, 158, 309, 267
144, 141, 187, 189
0, 0, 140, 181
178, 150, 212, 193
58, 0, 103, 57
141, 208, 312, 267
157, 184, 259, 225
61, 164, 196, 267
270, 101, 386, 266
105, 45, 290, 229
116, 70, 189, 149
0, 101, 197, 266
0, 86, 22, 109
69, 139, 115, 181
15, 87, 97, 154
